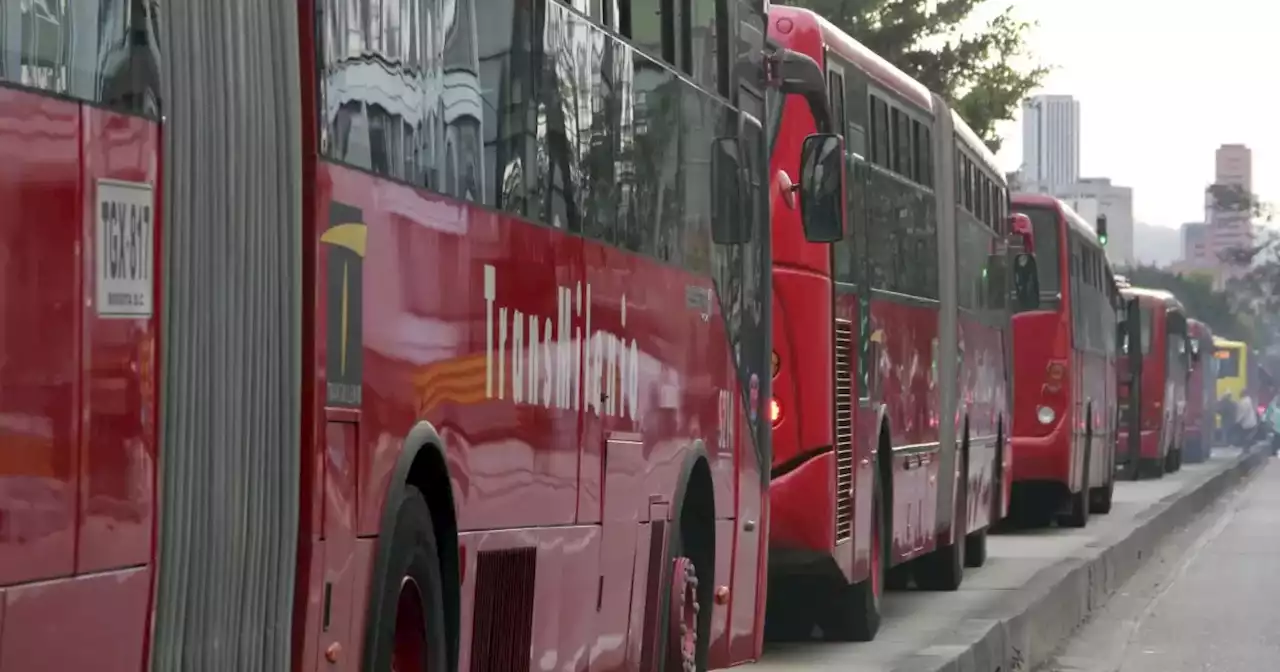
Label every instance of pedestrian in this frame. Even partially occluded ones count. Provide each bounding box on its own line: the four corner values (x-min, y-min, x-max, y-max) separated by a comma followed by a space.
1236, 391, 1259, 447
1265, 396, 1280, 456
1217, 393, 1237, 445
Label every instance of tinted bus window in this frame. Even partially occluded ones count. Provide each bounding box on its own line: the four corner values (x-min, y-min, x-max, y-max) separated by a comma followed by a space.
0, 0, 162, 119
1013, 205, 1060, 299
1216, 347, 1241, 377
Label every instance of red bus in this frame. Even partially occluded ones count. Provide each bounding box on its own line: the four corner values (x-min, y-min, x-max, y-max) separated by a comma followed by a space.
762, 5, 1039, 642
1116, 287, 1190, 479
1007, 195, 1119, 527
1184, 319, 1215, 463
0, 2, 837, 671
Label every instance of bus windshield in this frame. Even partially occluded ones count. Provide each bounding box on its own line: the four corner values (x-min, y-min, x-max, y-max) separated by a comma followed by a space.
1216, 347, 1241, 378
1013, 205, 1060, 302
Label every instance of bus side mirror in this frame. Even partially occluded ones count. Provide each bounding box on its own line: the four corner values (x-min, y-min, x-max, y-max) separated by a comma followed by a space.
1009, 212, 1035, 254
798, 133, 845, 243
711, 137, 750, 245
1011, 252, 1039, 311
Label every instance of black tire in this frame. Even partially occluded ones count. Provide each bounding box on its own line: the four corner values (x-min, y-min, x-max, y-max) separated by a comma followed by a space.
362, 487, 450, 672
817, 471, 884, 642
964, 528, 988, 568
969, 431, 1001, 567
915, 445, 966, 591
659, 500, 714, 671
1164, 443, 1181, 473
1089, 477, 1114, 515
1058, 435, 1091, 528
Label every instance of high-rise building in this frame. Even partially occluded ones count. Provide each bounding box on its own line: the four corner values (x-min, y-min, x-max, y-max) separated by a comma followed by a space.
1181, 222, 1209, 264
1206, 144, 1254, 281
1021, 95, 1080, 190
1216, 144, 1252, 190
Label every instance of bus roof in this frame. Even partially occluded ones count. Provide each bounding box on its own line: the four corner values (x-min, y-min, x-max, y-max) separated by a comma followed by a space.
770, 6, 1001, 177
1121, 285, 1185, 311
950, 109, 1001, 176
1011, 193, 1104, 248
772, 6, 932, 110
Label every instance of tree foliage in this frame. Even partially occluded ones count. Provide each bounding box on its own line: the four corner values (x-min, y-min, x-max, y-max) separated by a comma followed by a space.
789, 0, 1049, 152
1126, 264, 1254, 343
1207, 184, 1276, 266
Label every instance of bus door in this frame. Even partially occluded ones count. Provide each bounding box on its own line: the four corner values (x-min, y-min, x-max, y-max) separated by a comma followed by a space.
825, 55, 881, 564
1117, 296, 1143, 479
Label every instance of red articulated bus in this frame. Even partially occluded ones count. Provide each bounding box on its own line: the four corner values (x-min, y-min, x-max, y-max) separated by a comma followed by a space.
762, 5, 1037, 641
1007, 195, 1119, 527
1115, 287, 1190, 479
0, 1, 837, 671
1183, 319, 1216, 464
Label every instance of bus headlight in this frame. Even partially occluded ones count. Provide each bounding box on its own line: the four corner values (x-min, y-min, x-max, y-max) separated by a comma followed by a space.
1037, 406, 1056, 425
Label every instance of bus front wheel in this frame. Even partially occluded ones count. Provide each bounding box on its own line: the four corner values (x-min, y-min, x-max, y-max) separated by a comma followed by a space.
818, 471, 884, 642
363, 487, 450, 672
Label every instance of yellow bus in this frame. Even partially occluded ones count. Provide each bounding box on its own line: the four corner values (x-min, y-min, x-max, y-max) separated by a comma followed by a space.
1213, 337, 1249, 407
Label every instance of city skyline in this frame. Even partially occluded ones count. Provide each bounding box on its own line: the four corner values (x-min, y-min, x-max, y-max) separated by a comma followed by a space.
1014, 94, 1135, 269
992, 0, 1278, 230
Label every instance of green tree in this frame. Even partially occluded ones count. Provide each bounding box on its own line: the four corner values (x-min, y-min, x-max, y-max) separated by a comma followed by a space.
790, 0, 1049, 152
1180, 184, 1280, 356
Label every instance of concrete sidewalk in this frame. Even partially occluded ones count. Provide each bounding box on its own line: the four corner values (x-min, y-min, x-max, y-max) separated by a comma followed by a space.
749, 446, 1268, 672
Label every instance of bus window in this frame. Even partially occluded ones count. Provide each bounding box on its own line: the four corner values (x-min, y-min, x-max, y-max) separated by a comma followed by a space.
1216, 347, 1241, 378
1139, 305, 1153, 355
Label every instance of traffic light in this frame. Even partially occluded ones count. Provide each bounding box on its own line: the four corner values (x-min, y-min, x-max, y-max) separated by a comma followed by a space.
1097, 213, 1108, 246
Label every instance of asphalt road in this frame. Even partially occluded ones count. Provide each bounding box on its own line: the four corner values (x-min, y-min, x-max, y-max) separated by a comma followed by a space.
1043, 453, 1280, 672
751, 448, 1251, 671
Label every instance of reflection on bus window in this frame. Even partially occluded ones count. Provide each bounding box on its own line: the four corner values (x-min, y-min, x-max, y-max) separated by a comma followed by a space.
0, 0, 162, 117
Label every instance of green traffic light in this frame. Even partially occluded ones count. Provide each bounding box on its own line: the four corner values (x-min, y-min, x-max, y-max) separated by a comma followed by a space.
1099, 235, 1108, 246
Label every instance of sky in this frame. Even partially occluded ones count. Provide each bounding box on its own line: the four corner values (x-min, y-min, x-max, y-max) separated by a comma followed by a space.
990, 0, 1279, 229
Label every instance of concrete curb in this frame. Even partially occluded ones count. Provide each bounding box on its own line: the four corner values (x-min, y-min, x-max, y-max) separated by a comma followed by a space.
890, 447, 1270, 672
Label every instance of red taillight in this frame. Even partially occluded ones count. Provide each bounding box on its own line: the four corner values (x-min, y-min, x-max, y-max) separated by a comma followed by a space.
770, 398, 782, 426
1043, 360, 1066, 394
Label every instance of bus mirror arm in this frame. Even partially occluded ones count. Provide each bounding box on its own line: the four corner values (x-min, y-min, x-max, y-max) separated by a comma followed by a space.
767, 49, 836, 133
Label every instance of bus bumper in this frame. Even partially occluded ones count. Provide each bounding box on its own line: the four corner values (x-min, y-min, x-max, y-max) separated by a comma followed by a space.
768, 450, 837, 570
1010, 427, 1070, 485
